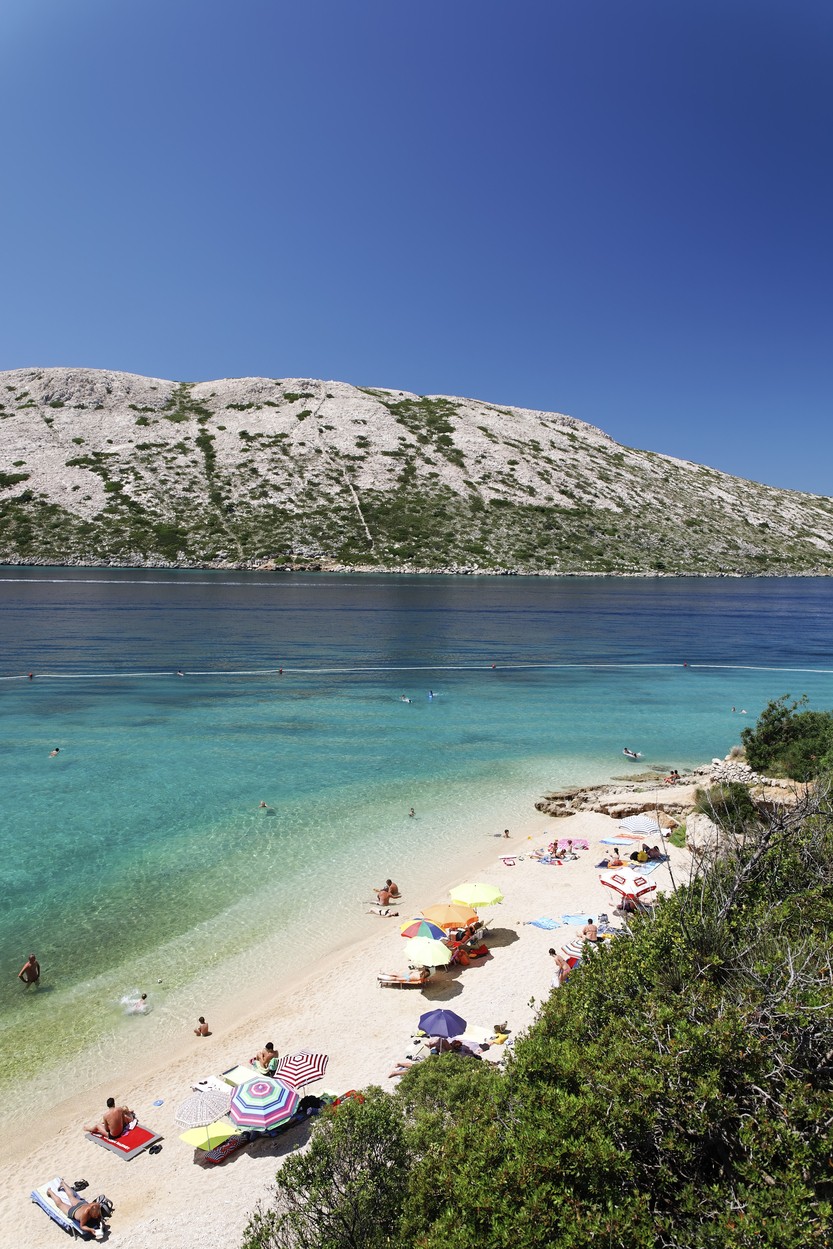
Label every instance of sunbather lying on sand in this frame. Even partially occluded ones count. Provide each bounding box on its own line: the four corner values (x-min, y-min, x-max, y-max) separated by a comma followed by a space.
46, 1180, 105, 1238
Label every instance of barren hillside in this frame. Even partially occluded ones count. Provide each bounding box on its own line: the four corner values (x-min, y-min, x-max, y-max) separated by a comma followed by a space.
1, 367, 831, 573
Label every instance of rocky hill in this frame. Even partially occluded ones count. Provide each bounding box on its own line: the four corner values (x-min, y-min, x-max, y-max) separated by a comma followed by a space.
1, 366, 831, 574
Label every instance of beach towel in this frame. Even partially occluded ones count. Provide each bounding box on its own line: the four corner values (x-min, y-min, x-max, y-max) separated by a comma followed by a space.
600, 836, 646, 846
31, 1179, 101, 1240
525, 917, 561, 930
562, 914, 593, 926
86, 1123, 161, 1160
202, 1132, 252, 1164
557, 838, 589, 850
632, 858, 664, 875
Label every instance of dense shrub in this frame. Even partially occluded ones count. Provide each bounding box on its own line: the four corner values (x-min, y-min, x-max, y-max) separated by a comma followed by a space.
741, 695, 833, 778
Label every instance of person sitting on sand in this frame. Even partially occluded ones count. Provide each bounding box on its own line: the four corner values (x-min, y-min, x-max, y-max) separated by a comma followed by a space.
18, 952, 40, 985
46, 1181, 105, 1239
581, 919, 599, 943
194, 1016, 211, 1036
85, 1097, 135, 1139
602, 847, 624, 868
374, 878, 400, 899
375, 885, 392, 905
252, 1042, 278, 1074
557, 840, 578, 861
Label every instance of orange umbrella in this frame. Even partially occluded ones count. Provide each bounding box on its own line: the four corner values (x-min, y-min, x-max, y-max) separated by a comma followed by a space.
421, 903, 478, 930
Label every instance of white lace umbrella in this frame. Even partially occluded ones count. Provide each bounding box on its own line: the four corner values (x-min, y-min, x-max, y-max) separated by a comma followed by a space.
175, 1088, 231, 1127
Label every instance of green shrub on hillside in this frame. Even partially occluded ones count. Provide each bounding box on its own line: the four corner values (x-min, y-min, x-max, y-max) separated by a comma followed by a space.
741, 695, 833, 778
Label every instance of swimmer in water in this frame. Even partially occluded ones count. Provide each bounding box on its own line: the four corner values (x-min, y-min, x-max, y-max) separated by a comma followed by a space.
122, 992, 149, 1015
409, 807, 415, 818
49, 748, 60, 757
176, 669, 184, 677
400, 695, 412, 703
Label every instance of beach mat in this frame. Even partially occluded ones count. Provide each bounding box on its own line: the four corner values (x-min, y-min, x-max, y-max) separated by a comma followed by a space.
86, 1123, 161, 1160
525, 917, 561, 930
561, 914, 593, 926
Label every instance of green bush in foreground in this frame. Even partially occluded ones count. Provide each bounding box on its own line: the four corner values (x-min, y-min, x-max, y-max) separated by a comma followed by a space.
244, 782, 833, 1249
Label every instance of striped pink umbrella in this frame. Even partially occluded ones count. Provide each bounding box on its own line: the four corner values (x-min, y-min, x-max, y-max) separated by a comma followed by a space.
272, 1051, 329, 1089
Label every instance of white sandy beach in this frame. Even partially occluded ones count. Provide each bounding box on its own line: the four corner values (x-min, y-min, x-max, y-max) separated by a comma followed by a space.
5, 801, 690, 1248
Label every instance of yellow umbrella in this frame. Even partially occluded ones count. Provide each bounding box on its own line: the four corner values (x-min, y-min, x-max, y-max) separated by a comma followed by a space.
450, 883, 504, 908
404, 936, 453, 967
179, 1116, 237, 1150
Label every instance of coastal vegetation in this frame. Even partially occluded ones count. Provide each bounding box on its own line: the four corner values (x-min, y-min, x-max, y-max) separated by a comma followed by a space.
741, 695, 833, 779
1, 367, 832, 573
243, 774, 833, 1249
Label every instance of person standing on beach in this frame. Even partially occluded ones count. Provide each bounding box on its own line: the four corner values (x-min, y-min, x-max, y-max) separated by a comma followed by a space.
18, 953, 40, 985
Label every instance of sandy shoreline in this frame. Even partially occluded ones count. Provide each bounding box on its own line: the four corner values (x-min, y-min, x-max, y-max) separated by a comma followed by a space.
5, 797, 690, 1248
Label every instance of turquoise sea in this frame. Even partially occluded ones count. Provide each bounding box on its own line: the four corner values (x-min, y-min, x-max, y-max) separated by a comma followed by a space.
2, 571, 832, 1115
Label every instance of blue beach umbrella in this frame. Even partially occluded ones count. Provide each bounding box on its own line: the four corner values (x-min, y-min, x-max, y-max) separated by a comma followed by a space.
418, 1007, 467, 1039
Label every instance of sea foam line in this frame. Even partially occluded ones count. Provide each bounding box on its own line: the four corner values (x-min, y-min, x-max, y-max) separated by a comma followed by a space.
2, 662, 833, 681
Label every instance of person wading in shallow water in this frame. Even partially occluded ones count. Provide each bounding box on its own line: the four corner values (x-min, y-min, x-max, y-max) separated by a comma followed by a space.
18, 953, 40, 986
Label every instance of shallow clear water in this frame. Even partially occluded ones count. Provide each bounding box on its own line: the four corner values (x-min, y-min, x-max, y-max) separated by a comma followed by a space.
1, 570, 832, 1108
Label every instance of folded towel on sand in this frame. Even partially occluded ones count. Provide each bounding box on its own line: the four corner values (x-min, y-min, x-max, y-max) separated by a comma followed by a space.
525, 918, 561, 930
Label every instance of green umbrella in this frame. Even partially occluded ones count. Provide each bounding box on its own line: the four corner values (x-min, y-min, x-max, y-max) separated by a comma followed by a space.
450, 882, 503, 908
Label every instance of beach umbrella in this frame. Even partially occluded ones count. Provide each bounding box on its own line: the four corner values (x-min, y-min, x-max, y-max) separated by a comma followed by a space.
450, 883, 504, 908
619, 814, 664, 836
418, 1007, 467, 1039
179, 1116, 237, 1150
400, 917, 447, 941
404, 936, 452, 966
273, 1051, 329, 1089
421, 903, 478, 930
229, 1077, 299, 1131
599, 869, 657, 900
174, 1088, 231, 1128
561, 937, 586, 961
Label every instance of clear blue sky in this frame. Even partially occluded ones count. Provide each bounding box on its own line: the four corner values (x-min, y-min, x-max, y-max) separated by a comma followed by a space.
1, 0, 831, 494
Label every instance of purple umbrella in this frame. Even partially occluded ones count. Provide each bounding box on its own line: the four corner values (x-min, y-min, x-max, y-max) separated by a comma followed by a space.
418, 1008, 467, 1039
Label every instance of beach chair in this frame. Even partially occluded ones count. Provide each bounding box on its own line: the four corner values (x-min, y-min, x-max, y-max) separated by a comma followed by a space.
377, 969, 432, 989
85, 1122, 162, 1160
31, 1179, 103, 1240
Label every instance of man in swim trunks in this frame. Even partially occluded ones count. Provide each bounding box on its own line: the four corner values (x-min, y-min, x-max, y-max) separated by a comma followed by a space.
253, 1042, 278, 1074
18, 953, 40, 985
85, 1097, 135, 1139
46, 1181, 104, 1238
581, 919, 599, 943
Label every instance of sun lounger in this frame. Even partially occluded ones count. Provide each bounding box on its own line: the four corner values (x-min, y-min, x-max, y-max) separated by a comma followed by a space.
85, 1123, 161, 1160
221, 1064, 254, 1085
377, 969, 432, 989
31, 1179, 102, 1240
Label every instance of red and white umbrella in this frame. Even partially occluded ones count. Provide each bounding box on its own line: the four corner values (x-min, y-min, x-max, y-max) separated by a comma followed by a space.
599, 869, 657, 900
272, 1051, 329, 1089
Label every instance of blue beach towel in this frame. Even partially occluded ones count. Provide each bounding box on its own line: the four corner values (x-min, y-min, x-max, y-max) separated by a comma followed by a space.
526, 917, 561, 930
562, 914, 592, 926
